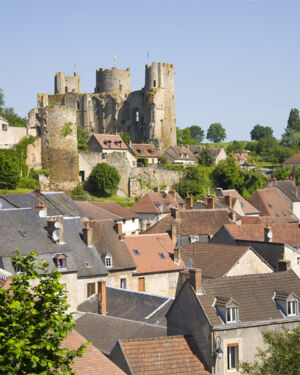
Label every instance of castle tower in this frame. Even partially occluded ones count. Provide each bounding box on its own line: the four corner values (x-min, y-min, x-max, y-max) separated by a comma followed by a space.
144, 62, 176, 150
55, 72, 80, 94
95, 67, 131, 99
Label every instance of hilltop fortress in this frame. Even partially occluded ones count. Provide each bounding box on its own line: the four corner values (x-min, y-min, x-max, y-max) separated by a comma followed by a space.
27, 62, 177, 190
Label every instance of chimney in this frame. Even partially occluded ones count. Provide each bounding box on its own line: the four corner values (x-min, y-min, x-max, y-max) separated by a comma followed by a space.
98, 281, 107, 315
35, 202, 47, 217
278, 255, 291, 272
146, 217, 151, 231
174, 245, 180, 264
185, 192, 193, 210
189, 268, 202, 293
171, 223, 177, 244
206, 196, 216, 209
168, 189, 175, 199
230, 211, 236, 222
83, 220, 93, 247
224, 195, 233, 209
35, 189, 41, 198
264, 225, 273, 242
116, 222, 123, 236
171, 207, 179, 219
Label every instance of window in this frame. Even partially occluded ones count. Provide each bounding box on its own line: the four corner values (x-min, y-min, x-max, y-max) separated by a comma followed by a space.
135, 110, 139, 122
153, 80, 156, 87
132, 218, 135, 223
77, 101, 80, 110
105, 255, 112, 268
227, 344, 239, 371
120, 278, 127, 289
119, 84, 123, 91
65, 86, 68, 93
288, 300, 298, 316
2, 123, 8, 131
57, 258, 66, 269
297, 257, 300, 266
87, 283, 95, 297
226, 307, 238, 323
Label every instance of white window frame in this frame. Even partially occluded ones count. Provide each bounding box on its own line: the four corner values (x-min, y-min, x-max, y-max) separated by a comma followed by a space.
120, 278, 127, 289
227, 344, 239, 371
105, 254, 112, 268
226, 307, 238, 323
287, 300, 298, 316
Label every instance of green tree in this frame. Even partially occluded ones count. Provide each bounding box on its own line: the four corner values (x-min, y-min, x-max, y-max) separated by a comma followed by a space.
87, 163, 120, 197
120, 132, 131, 145
0, 88, 27, 127
241, 327, 300, 375
272, 166, 292, 181
281, 108, 300, 147
287, 108, 300, 131
207, 123, 226, 143
211, 155, 244, 190
77, 126, 90, 151
250, 124, 273, 140
174, 166, 211, 199
0, 250, 88, 374
189, 125, 205, 142
197, 148, 214, 167
242, 169, 267, 199
227, 140, 245, 154
0, 151, 20, 189
177, 127, 200, 145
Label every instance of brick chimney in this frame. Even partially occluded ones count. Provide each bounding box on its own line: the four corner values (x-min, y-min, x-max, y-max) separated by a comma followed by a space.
171, 207, 179, 219
230, 211, 236, 222
278, 254, 291, 272
171, 223, 177, 244
185, 192, 193, 210
174, 245, 180, 264
83, 220, 93, 247
116, 222, 123, 235
189, 268, 202, 293
264, 225, 273, 242
98, 280, 107, 315
146, 217, 151, 231
206, 196, 216, 209
224, 195, 233, 209
35, 202, 47, 217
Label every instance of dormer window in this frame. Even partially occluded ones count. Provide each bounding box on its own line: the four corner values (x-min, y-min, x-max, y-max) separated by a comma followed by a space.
53, 254, 67, 270
105, 254, 112, 268
288, 300, 298, 316
226, 307, 238, 322
274, 291, 299, 317
214, 297, 239, 324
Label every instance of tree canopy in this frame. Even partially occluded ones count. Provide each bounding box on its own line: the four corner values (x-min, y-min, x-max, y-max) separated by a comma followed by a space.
189, 126, 205, 142
281, 108, 300, 147
87, 162, 120, 197
0, 151, 20, 189
206, 123, 226, 143
197, 148, 214, 167
177, 127, 202, 145
174, 165, 211, 199
0, 250, 88, 374
241, 327, 300, 375
250, 124, 273, 140
0, 88, 27, 127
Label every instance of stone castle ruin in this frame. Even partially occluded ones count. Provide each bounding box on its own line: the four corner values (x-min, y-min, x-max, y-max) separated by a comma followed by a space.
27, 62, 177, 190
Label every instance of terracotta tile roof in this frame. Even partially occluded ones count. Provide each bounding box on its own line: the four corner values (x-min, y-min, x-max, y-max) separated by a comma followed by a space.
222, 189, 260, 215
234, 152, 255, 166
197, 270, 300, 326
118, 335, 210, 375
125, 233, 184, 274
248, 188, 298, 223
146, 209, 232, 236
180, 243, 266, 277
224, 222, 300, 248
130, 143, 160, 158
131, 191, 184, 214
92, 134, 128, 150
283, 153, 300, 165
63, 330, 126, 375
164, 145, 197, 162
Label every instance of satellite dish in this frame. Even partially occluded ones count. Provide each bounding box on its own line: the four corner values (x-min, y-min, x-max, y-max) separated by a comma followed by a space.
267, 231, 273, 239
52, 229, 61, 242
39, 209, 46, 218
54, 221, 61, 229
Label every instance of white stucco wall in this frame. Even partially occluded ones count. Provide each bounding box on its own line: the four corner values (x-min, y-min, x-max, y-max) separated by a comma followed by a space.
0, 125, 27, 149
116, 218, 140, 235
292, 201, 300, 220
284, 245, 300, 278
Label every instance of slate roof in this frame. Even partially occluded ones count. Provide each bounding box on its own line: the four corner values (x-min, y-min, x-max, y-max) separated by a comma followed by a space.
180, 243, 269, 277
91, 134, 128, 150
131, 191, 184, 214
75, 313, 167, 355
0, 208, 107, 278
63, 330, 126, 375
75, 201, 116, 220
248, 188, 298, 223
125, 233, 184, 274
78, 287, 173, 327
91, 219, 136, 271
283, 153, 300, 165
116, 335, 210, 375
222, 189, 260, 215
267, 179, 300, 203
130, 143, 160, 158
146, 209, 232, 236
196, 270, 300, 326
164, 145, 196, 162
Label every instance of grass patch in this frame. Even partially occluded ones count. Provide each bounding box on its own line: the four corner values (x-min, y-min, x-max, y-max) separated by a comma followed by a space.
0, 188, 33, 195
88, 194, 134, 208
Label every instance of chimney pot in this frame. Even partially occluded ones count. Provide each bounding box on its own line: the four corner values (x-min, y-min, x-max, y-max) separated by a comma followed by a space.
35, 189, 41, 198
83, 220, 93, 247
189, 268, 202, 293
98, 281, 107, 315
185, 194, 193, 210
174, 245, 180, 264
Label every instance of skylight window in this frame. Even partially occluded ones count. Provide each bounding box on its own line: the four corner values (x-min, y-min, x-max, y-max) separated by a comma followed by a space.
159, 253, 166, 259
133, 249, 140, 255
20, 230, 29, 237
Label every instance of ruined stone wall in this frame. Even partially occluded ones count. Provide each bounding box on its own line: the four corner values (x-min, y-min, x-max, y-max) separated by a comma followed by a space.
39, 106, 78, 190
55, 72, 80, 94
95, 67, 130, 99
26, 137, 42, 170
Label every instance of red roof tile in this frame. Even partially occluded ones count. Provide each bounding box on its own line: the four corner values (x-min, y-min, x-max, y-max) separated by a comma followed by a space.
222, 189, 260, 215
131, 191, 184, 214
92, 134, 128, 150
130, 143, 160, 158
283, 154, 300, 165
119, 335, 210, 375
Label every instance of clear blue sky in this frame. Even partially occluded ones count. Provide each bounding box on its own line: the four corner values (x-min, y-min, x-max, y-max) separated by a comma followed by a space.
1, 0, 300, 141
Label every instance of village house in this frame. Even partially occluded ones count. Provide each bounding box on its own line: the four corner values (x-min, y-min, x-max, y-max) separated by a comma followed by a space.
167, 269, 300, 375
282, 153, 300, 168
189, 145, 227, 165
234, 152, 255, 170
216, 188, 260, 217
164, 145, 197, 164
129, 142, 160, 165
0, 115, 27, 149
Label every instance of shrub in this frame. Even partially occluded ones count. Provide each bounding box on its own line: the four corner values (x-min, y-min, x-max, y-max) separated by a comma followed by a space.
70, 183, 89, 200
87, 163, 120, 197
17, 176, 39, 189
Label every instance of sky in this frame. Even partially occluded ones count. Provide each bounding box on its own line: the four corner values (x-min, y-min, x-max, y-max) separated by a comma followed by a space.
1, 0, 300, 141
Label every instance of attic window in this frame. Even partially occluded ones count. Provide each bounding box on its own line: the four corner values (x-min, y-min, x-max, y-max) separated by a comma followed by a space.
159, 253, 166, 259
133, 249, 140, 255
226, 307, 238, 323
105, 254, 112, 268
20, 230, 29, 237
288, 300, 298, 316
53, 254, 66, 270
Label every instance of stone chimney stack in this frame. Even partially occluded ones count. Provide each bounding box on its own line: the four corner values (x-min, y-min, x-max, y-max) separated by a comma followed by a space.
35, 202, 47, 217
224, 195, 233, 209
98, 280, 107, 315
206, 196, 216, 210
174, 245, 180, 264
171, 223, 177, 244
278, 255, 291, 272
83, 220, 93, 247
264, 225, 273, 243
185, 192, 193, 210
189, 268, 202, 293
116, 222, 123, 236
171, 207, 179, 219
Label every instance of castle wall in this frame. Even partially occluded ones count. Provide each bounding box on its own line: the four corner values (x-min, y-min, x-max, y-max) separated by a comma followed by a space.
95, 67, 130, 99
55, 72, 80, 94
26, 137, 42, 170
39, 106, 78, 190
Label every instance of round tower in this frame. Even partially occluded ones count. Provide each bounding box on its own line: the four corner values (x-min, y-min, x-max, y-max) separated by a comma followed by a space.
95, 67, 131, 98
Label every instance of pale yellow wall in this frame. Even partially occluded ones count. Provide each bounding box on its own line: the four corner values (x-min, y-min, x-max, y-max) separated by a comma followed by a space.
133, 271, 180, 298
284, 245, 300, 278
106, 270, 134, 290
60, 272, 78, 312
77, 276, 106, 309
226, 249, 273, 277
